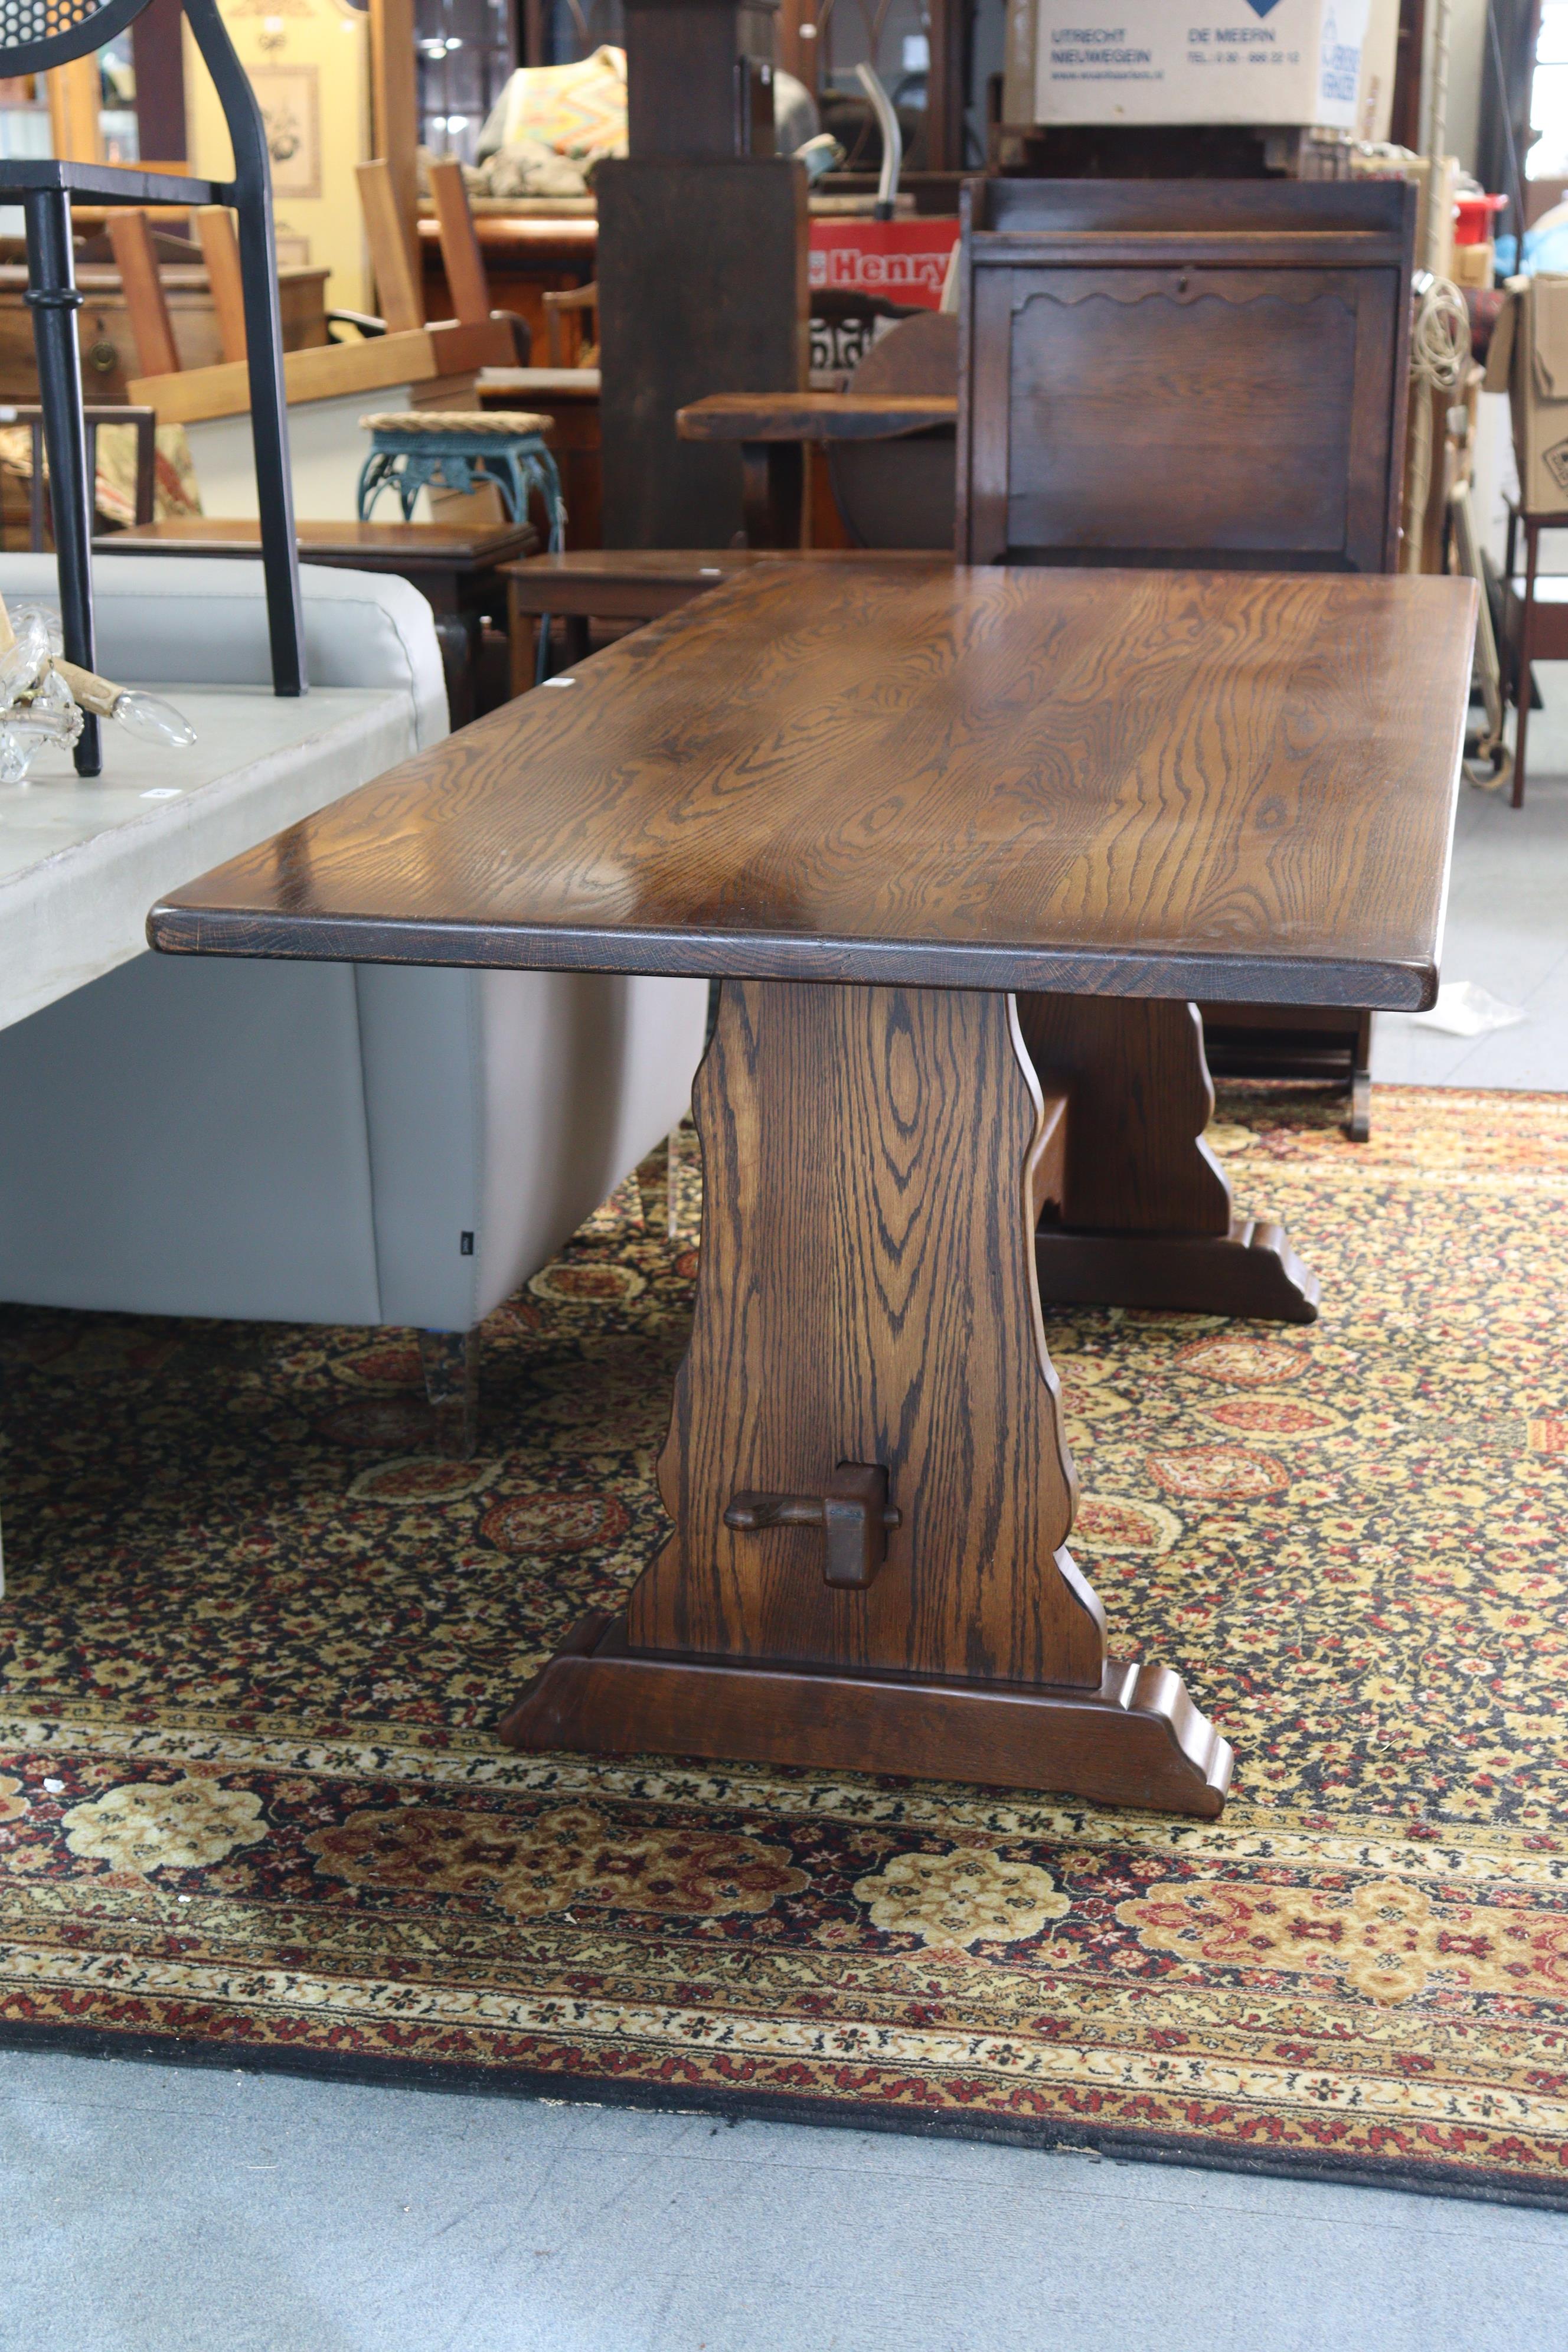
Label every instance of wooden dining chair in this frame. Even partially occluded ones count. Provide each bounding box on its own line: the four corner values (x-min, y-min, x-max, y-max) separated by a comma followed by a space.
6, 402, 157, 548
956, 177, 1415, 571
955, 177, 1419, 1137
357, 158, 531, 363
543, 284, 599, 370
827, 309, 956, 551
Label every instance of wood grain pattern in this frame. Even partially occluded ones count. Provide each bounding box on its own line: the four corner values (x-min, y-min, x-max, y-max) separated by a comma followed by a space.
502, 550, 946, 697
499, 978, 1233, 1815
151, 563, 1476, 1013
632, 978, 1099, 1684
501, 547, 946, 603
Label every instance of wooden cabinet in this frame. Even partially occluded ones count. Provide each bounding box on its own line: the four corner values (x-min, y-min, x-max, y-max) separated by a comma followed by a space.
0, 257, 329, 406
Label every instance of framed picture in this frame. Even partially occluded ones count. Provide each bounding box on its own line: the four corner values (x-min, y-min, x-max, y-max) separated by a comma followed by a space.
250, 63, 322, 203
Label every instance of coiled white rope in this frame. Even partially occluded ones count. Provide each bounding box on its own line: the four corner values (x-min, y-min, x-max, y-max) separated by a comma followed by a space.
1410, 273, 1472, 393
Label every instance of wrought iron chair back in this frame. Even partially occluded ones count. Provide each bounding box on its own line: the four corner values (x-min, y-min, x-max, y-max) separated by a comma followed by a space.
0, 0, 304, 771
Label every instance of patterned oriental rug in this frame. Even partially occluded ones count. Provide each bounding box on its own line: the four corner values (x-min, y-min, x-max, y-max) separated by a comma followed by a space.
2, 1086, 1567, 2207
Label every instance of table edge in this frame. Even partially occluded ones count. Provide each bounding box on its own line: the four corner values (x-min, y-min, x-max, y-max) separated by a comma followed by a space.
145, 902, 1438, 1012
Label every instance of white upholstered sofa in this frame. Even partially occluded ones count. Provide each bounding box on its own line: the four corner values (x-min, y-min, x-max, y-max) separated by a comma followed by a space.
0, 555, 708, 1448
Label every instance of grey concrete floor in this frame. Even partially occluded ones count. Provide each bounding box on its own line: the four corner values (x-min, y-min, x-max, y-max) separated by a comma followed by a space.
4, 697, 1568, 2350
2, 2050, 1566, 2352
1373, 692, 1568, 1090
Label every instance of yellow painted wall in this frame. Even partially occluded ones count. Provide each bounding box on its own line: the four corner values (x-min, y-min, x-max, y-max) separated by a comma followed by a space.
184, 0, 371, 315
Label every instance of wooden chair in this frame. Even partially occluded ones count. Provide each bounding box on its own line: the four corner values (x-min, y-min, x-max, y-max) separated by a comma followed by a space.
359, 159, 531, 364
956, 178, 1418, 1137
957, 178, 1415, 570
3, 402, 156, 547
543, 283, 598, 370
828, 311, 956, 551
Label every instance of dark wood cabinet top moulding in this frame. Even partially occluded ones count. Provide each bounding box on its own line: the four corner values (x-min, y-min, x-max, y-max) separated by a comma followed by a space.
150, 561, 1476, 1011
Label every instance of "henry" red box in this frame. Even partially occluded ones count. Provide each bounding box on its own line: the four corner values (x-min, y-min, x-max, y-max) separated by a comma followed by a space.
807, 218, 961, 312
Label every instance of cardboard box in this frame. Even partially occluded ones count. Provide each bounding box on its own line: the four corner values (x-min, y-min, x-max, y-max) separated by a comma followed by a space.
1450, 239, 1495, 290
1482, 275, 1568, 513
1349, 150, 1456, 277
1002, 1, 1397, 137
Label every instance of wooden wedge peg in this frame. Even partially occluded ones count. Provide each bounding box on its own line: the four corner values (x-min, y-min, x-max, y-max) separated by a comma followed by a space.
726, 1462, 899, 1591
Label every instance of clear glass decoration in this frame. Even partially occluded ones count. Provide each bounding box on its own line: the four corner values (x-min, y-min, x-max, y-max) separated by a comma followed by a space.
103, 690, 197, 750
0, 607, 80, 782
0, 596, 195, 782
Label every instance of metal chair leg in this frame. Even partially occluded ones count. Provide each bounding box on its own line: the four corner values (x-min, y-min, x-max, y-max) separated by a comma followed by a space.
24, 188, 99, 775
185, 0, 305, 700
418, 1328, 480, 1459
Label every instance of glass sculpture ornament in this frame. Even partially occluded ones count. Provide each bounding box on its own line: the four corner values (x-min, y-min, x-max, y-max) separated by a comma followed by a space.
0, 593, 195, 782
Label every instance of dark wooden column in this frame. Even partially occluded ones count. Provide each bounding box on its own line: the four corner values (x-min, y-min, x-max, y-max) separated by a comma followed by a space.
598, 0, 809, 547
925, 0, 966, 172
131, 0, 188, 164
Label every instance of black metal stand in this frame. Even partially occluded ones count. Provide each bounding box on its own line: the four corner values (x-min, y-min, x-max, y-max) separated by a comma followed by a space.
185, 0, 304, 697
23, 188, 99, 775
0, 44, 307, 727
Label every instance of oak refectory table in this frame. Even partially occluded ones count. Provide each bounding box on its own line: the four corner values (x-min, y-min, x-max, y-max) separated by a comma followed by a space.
149, 564, 1477, 1819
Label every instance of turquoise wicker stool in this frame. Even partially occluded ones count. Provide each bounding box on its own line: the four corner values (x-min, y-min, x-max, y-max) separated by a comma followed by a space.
357, 410, 566, 548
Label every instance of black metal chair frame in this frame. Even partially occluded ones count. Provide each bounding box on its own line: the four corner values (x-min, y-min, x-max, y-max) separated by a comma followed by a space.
0, 0, 305, 773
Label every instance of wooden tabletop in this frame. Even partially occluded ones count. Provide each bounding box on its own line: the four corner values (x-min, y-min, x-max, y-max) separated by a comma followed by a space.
99, 519, 536, 570
677, 392, 959, 443
501, 548, 950, 584
151, 564, 1476, 1008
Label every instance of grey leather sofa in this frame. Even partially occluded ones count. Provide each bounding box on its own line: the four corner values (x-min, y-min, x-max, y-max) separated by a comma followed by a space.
0, 556, 708, 1449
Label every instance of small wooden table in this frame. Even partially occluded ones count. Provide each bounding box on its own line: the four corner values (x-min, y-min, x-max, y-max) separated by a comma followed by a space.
478, 368, 602, 549
150, 564, 1475, 1817
502, 547, 945, 692
676, 391, 958, 547
97, 518, 537, 728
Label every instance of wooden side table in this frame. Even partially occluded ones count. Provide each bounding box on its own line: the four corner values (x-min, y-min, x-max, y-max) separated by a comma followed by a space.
676, 391, 958, 548
97, 518, 537, 728
1502, 501, 1568, 809
478, 367, 602, 550
152, 563, 1475, 1817
502, 547, 947, 694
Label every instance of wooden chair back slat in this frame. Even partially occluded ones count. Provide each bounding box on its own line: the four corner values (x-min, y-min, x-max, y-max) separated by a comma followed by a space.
355, 157, 424, 335
955, 179, 1416, 575
427, 158, 492, 328
195, 206, 248, 365
106, 210, 181, 380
